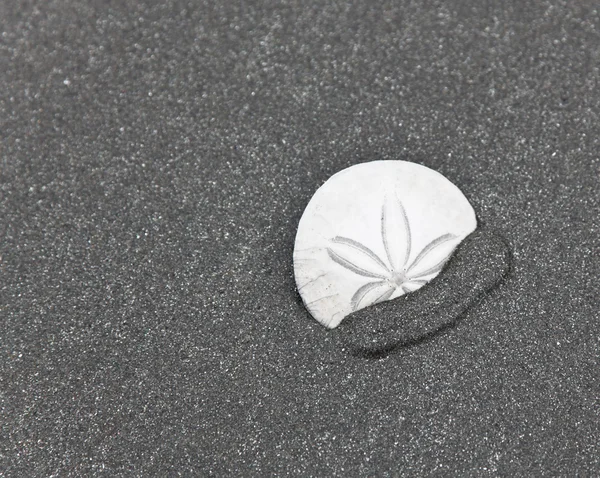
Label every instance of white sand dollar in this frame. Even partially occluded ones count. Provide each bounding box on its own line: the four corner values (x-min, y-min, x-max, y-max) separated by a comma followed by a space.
293, 160, 477, 329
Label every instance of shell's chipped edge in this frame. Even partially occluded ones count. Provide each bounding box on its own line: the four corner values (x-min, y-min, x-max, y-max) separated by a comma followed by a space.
333, 227, 512, 357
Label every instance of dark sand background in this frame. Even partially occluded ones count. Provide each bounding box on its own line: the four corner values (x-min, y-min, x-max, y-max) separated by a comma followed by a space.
1, 1, 599, 476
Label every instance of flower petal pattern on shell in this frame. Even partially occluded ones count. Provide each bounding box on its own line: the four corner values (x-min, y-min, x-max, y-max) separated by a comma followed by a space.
328, 195, 461, 312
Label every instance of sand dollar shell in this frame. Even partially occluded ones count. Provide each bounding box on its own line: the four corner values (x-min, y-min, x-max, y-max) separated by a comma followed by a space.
293, 160, 477, 329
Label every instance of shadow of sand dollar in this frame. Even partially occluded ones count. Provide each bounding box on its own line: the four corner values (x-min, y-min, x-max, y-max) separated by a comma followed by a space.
332, 226, 512, 358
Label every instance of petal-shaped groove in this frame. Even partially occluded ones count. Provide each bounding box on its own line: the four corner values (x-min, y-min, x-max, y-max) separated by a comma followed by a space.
373, 285, 395, 304
351, 280, 389, 311
401, 280, 427, 294
407, 236, 459, 279
406, 233, 456, 274
381, 194, 411, 272
408, 256, 451, 280
407, 279, 428, 286
327, 247, 389, 279
330, 236, 390, 275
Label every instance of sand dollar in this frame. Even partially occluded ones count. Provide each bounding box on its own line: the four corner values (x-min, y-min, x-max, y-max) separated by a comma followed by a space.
293, 160, 477, 329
